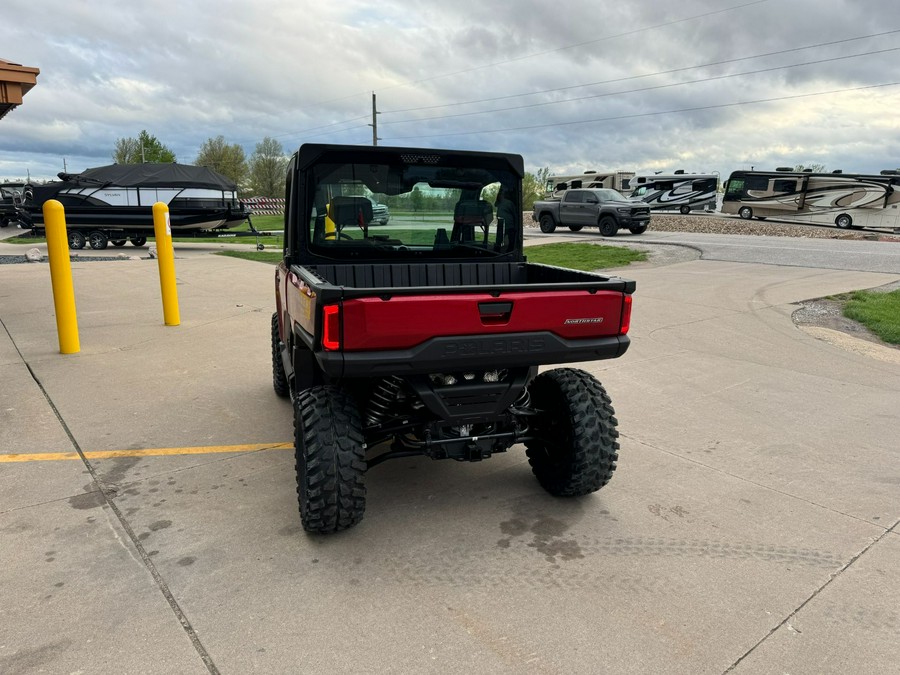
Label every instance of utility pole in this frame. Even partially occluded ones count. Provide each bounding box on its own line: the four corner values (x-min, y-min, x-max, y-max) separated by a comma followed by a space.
63, 157, 67, 172
369, 92, 380, 146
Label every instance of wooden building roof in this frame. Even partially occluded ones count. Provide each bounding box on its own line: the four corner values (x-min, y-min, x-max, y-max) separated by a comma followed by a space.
0, 58, 40, 121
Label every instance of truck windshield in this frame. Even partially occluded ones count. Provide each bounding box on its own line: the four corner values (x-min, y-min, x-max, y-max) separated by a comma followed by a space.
595, 189, 627, 202
306, 160, 521, 258
1, 185, 22, 200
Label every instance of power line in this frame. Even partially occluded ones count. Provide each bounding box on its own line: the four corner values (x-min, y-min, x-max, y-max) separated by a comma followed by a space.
232, 89, 374, 131
268, 114, 371, 140
284, 26, 900, 142
297, 123, 372, 141
379, 46, 900, 126
379, 81, 900, 141
383, 28, 900, 115
257, 0, 772, 141
375, 0, 772, 94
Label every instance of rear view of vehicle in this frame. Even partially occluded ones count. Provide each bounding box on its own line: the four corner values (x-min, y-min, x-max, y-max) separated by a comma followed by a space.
272, 143, 635, 533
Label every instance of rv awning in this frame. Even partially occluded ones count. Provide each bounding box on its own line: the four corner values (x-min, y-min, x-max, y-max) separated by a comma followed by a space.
0, 58, 40, 121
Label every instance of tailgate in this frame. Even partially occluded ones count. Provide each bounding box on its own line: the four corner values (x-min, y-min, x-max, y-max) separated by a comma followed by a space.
340, 290, 627, 351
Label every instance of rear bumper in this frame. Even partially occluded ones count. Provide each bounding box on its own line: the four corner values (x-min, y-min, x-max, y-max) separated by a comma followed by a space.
314, 331, 630, 379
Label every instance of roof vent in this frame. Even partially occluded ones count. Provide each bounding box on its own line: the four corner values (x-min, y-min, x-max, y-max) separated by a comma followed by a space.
674, 169, 685, 174
880, 169, 899, 175
832, 170, 843, 174
400, 153, 441, 165
775, 167, 793, 172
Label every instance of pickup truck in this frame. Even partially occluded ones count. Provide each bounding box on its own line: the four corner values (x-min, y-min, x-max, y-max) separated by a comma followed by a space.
272, 143, 636, 533
368, 198, 391, 225
0, 182, 24, 228
533, 187, 651, 236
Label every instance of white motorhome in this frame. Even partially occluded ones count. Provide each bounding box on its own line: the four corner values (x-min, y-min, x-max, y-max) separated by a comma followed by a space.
546, 170, 635, 198
628, 171, 718, 214
722, 168, 900, 231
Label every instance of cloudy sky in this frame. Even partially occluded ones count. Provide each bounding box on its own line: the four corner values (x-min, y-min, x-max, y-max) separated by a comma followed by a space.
2, 0, 899, 185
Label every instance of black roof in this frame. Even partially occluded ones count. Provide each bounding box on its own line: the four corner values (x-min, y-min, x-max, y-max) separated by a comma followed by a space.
57, 163, 237, 190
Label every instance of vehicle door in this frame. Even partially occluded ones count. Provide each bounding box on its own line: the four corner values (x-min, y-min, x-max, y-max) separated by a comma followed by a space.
559, 189, 588, 225
580, 190, 603, 225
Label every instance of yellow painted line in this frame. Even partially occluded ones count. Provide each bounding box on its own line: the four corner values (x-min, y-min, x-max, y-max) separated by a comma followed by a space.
0, 442, 292, 463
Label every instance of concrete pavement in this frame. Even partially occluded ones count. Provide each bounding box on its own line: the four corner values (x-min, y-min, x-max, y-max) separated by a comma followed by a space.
525, 227, 900, 274
1, 241, 898, 674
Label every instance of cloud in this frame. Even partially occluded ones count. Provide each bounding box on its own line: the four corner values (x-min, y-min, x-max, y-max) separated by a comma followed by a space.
2, 0, 899, 182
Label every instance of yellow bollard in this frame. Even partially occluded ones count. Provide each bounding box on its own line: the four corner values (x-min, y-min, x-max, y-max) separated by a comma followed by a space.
324, 200, 336, 240
43, 200, 80, 354
152, 202, 180, 326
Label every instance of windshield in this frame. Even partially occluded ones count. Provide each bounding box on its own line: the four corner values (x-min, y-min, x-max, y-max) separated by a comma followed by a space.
306, 160, 521, 259
595, 189, 627, 202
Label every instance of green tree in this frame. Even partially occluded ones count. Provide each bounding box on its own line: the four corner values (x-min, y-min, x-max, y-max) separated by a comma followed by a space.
113, 130, 176, 164
246, 137, 288, 197
522, 167, 549, 210
195, 136, 247, 186
409, 186, 424, 213
481, 184, 499, 205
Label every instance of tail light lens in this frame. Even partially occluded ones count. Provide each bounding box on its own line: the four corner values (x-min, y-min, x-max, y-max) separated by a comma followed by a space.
322, 304, 341, 350
619, 294, 632, 335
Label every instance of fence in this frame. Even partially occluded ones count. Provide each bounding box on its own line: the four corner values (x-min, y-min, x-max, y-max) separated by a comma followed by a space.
243, 196, 285, 215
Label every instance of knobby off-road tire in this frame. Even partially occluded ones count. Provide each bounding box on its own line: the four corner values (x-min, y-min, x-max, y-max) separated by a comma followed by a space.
524, 368, 619, 496
629, 224, 648, 235
294, 386, 367, 534
271, 312, 289, 398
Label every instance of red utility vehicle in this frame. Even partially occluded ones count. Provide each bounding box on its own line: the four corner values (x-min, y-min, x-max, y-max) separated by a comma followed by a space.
273, 144, 635, 533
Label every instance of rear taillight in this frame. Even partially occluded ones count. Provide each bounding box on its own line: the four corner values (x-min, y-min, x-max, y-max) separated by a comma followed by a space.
619, 294, 632, 335
322, 304, 341, 350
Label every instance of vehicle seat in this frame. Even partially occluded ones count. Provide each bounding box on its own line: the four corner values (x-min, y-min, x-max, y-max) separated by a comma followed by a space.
331, 196, 374, 231
433, 227, 450, 250
451, 199, 492, 243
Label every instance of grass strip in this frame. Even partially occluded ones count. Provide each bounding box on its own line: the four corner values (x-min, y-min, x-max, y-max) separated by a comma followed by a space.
218, 242, 645, 271
218, 250, 283, 264
525, 242, 646, 270
842, 289, 900, 344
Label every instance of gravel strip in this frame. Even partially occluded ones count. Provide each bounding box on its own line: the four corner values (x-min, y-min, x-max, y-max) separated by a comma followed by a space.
648, 213, 899, 240
0, 254, 140, 264
525, 211, 900, 242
